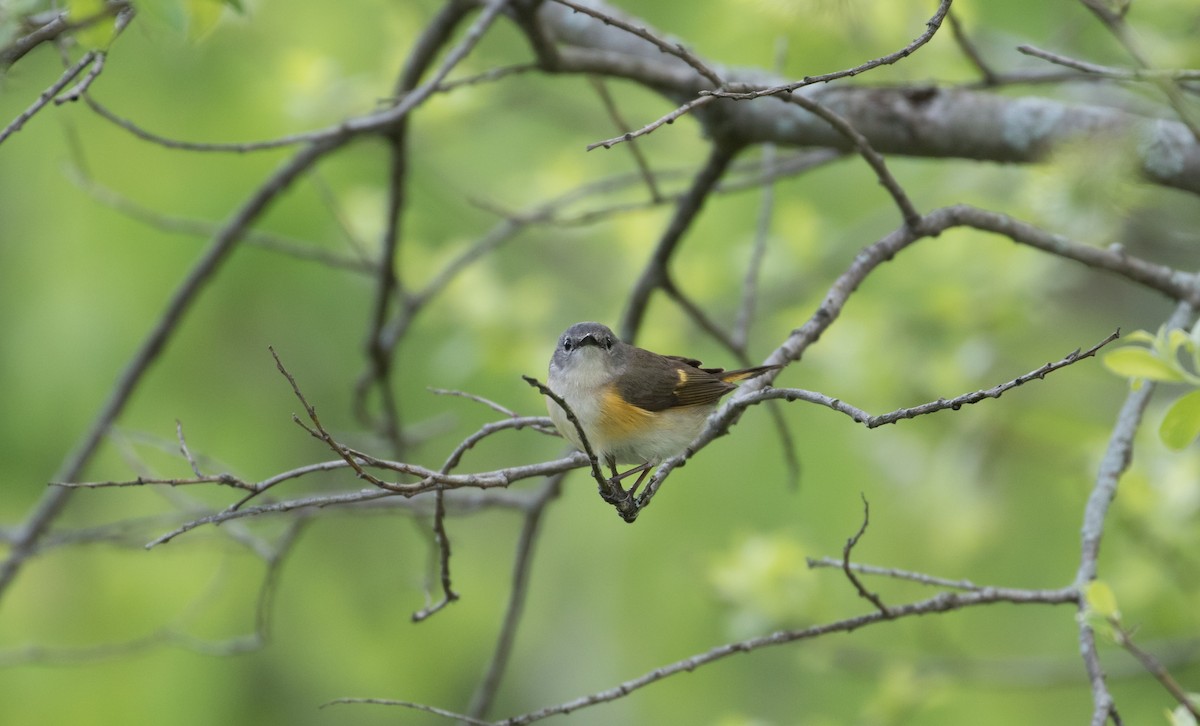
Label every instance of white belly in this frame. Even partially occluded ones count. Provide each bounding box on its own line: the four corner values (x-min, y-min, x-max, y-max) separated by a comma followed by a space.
547, 356, 712, 465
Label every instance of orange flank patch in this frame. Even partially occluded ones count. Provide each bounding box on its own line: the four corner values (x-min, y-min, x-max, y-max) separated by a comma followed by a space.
598, 385, 655, 440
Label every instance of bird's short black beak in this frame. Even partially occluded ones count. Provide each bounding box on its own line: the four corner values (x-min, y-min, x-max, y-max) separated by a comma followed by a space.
578, 333, 602, 348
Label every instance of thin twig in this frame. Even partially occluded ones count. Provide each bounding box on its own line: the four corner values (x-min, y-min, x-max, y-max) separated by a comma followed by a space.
1109, 618, 1200, 720
53, 474, 251, 491
733, 129, 779, 349
54, 51, 106, 104
1075, 301, 1196, 726
436, 62, 540, 93
68, 169, 374, 272
841, 494, 890, 615
411, 484, 459, 622
413, 409, 555, 622
145, 462, 585, 548
493, 585, 1077, 725
620, 143, 739, 342
84, 96, 338, 152
947, 10, 998, 85
441, 417, 560, 475
582, 0, 953, 151
587, 94, 717, 151
1075, 0, 1200, 142
0, 2, 129, 67
522, 376, 636, 519
270, 346, 394, 491
466, 473, 565, 720
550, 0, 723, 87
322, 698, 492, 726
1018, 45, 1200, 83
428, 387, 522, 418
756, 330, 1121, 427
588, 76, 662, 201
356, 1, 479, 451
175, 420, 203, 478
775, 91, 922, 229
705, 0, 953, 100
806, 557, 982, 591
0, 50, 96, 146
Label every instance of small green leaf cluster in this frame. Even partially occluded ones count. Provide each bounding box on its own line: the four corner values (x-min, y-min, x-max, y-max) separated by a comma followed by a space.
1104, 326, 1200, 450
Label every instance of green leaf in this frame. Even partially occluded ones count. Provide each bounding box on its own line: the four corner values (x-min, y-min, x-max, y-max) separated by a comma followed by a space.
67, 0, 116, 49
185, 0, 226, 41
1122, 329, 1157, 345
1166, 700, 1200, 726
1168, 328, 1194, 359
137, 0, 189, 37
1103, 347, 1185, 382
1085, 580, 1120, 620
1160, 389, 1200, 450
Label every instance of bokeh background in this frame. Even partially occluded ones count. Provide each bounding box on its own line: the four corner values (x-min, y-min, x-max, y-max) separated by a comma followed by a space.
2, 0, 1199, 723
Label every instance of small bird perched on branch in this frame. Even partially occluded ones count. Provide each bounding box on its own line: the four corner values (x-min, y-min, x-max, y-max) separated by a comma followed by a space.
546, 321, 780, 493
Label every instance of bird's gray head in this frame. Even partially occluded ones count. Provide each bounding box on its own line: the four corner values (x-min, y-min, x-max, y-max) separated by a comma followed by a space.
550, 322, 625, 377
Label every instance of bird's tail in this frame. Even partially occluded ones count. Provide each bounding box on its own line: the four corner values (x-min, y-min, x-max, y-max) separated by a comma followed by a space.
718, 364, 782, 383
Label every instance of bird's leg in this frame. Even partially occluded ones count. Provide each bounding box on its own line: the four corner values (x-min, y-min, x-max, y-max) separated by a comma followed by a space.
626, 466, 652, 497
597, 457, 625, 504
600, 460, 652, 503
609, 462, 651, 483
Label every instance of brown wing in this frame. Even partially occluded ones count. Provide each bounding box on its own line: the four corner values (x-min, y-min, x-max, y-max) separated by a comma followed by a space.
616, 348, 736, 412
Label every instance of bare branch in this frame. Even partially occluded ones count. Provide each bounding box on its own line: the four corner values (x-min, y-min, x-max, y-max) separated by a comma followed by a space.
0, 2, 130, 67
428, 387, 524, 418
494, 585, 1077, 725
577, 0, 953, 151
550, 0, 722, 87
1018, 44, 1200, 83
53, 51, 106, 105
356, 0, 479, 449
1075, 0, 1200, 142
68, 169, 375, 272
704, 0, 954, 100
1075, 301, 1197, 725
0, 134, 347, 599
638, 204, 1198, 510
536, 1, 1200, 195
758, 330, 1121, 427
620, 143, 738, 342
587, 76, 663, 201
0, 50, 96, 146
586, 95, 716, 151
271, 346, 394, 490
146, 466, 584, 548
773, 90, 922, 228
841, 495, 890, 616
53, 474, 251, 491
807, 557, 983, 591
1110, 618, 1200, 720
322, 697, 492, 725
466, 474, 565, 720
947, 11, 999, 85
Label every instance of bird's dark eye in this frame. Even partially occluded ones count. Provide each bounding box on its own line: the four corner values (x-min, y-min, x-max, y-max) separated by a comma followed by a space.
603, 336, 613, 350
562, 338, 572, 352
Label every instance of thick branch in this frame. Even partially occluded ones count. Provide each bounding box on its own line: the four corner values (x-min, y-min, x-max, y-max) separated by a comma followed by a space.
533, 0, 1200, 196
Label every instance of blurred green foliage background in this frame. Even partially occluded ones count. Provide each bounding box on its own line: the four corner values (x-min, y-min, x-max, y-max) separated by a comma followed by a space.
2, 0, 1199, 723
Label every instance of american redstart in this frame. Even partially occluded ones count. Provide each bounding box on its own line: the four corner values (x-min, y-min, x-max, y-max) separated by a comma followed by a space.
546, 322, 780, 493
